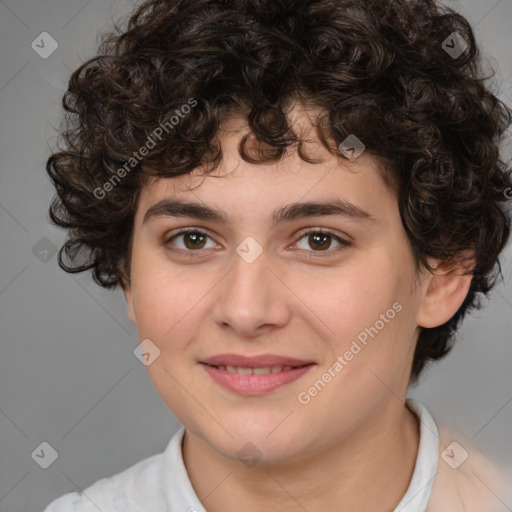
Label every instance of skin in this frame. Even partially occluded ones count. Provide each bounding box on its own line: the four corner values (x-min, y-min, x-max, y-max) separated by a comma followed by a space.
122, 110, 473, 511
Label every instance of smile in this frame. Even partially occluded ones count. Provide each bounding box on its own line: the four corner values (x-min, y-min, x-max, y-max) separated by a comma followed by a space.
200, 362, 315, 395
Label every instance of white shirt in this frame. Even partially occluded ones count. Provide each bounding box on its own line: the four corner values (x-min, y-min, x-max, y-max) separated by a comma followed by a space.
41, 399, 488, 512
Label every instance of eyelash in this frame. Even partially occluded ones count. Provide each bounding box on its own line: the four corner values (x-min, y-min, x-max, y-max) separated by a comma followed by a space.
163, 227, 351, 259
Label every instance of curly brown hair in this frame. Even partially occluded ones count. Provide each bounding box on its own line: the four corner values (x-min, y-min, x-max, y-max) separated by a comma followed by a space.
46, 0, 512, 385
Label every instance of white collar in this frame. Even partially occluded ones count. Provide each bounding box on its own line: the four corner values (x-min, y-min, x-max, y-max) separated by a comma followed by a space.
393, 399, 439, 511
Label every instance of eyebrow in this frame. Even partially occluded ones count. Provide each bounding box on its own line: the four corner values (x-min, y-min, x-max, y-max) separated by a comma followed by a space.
142, 198, 377, 228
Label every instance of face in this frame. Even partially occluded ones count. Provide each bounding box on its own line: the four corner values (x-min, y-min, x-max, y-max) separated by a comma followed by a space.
123, 113, 431, 465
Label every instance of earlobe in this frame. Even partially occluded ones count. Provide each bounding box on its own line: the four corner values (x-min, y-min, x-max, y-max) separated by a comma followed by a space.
416, 253, 475, 328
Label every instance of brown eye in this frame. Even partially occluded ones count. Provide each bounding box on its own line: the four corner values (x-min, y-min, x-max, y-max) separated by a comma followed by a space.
306, 232, 332, 251
181, 231, 207, 250
294, 229, 350, 255
165, 229, 215, 253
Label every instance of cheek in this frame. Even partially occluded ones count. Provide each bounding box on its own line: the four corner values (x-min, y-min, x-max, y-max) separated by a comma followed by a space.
313, 261, 403, 339
128, 253, 208, 415
129, 248, 199, 344
309, 255, 416, 378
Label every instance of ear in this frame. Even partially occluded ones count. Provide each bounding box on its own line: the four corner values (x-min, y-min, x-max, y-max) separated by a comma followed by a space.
416, 251, 475, 328
120, 271, 137, 326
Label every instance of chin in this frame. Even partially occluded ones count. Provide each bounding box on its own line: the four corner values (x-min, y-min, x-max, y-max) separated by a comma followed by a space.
200, 418, 308, 466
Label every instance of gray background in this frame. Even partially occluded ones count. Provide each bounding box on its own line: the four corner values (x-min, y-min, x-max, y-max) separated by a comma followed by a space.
0, 0, 511, 511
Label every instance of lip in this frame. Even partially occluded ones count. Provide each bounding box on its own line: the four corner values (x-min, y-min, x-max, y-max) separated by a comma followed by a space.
200, 353, 316, 395
201, 353, 314, 368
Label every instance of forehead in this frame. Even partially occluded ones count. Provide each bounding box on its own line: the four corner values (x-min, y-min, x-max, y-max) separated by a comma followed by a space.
135, 113, 396, 223
134, 161, 396, 241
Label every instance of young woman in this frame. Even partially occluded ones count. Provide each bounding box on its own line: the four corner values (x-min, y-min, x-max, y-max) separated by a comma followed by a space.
43, 0, 512, 510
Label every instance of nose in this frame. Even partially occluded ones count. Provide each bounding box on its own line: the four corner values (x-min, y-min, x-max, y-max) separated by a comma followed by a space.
211, 245, 292, 339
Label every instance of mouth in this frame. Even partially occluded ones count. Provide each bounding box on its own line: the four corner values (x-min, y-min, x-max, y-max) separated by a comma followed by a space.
200, 353, 315, 368
199, 355, 316, 395
202, 363, 312, 374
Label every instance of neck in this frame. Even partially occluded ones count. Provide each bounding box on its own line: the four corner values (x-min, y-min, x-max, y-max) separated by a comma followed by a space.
182, 401, 420, 512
